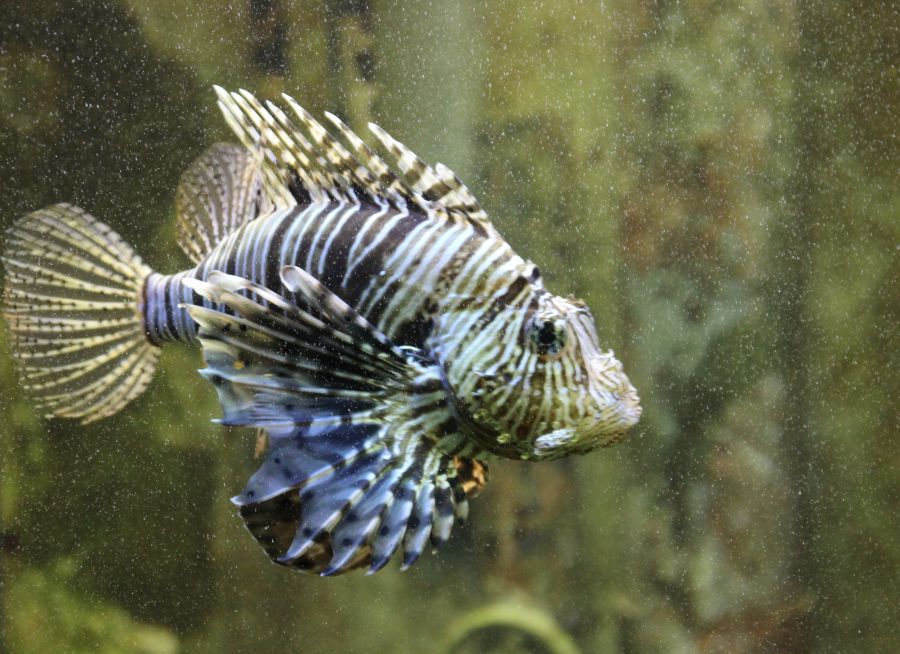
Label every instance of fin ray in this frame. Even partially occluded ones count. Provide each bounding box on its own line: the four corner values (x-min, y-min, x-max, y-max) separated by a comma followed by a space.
214, 87, 493, 231
2, 204, 159, 423
188, 268, 487, 574
176, 143, 271, 264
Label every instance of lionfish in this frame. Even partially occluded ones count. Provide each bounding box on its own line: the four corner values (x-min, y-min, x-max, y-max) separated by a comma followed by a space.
1, 88, 641, 575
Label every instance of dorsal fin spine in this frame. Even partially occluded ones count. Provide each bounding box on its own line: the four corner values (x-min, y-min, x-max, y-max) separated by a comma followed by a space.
366, 123, 440, 207
281, 98, 369, 204
257, 100, 331, 203
215, 86, 298, 209
272, 98, 355, 204
323, 111, 410, 208
247, 90, 348, 204
213, 86, 492, 231
237, 89, 349, 205
284, 101, 383, 209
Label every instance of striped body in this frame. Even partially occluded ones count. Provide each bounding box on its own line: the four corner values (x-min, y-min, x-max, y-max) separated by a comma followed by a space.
144, 197, 538, 457
144, 191, 637, 458
145, 199, 516, 351
2, 87, 641, 575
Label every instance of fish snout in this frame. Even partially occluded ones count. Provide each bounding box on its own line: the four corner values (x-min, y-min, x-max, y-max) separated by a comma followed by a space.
588, 353, 642, 442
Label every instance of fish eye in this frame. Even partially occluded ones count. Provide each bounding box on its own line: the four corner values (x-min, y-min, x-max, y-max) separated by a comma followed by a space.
525, 314, 568, 357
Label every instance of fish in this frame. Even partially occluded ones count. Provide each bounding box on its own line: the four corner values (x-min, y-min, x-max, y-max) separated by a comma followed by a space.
1, 87, 641, 575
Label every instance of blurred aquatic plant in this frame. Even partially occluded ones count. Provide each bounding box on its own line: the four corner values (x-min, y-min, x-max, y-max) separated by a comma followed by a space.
440, 600, 581, 654
4, 558, 178, 654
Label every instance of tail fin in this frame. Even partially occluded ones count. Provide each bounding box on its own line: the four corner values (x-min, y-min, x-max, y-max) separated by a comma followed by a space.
1, 204, 160, 423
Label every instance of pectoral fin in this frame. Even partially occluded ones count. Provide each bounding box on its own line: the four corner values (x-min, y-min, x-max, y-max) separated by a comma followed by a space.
184, 267, 486, 575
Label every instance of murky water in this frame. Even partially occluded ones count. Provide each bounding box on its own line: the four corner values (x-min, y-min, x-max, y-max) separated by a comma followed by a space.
0, 2, 896, 652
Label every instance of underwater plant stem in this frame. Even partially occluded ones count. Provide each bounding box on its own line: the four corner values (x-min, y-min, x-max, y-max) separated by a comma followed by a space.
439, 601, 581, 654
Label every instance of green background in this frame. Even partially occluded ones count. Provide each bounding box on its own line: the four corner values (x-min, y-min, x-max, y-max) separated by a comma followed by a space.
0, 1, 896, 652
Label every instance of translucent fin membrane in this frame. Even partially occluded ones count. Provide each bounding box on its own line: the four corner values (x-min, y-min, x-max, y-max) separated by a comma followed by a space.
175, 142, 271, 264
1, 204, 159, 423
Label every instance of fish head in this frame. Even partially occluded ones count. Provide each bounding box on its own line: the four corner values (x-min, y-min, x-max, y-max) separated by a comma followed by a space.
438, 290, 641, 461
515, 294, 641, 459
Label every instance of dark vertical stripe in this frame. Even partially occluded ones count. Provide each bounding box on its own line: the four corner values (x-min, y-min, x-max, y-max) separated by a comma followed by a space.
142, 271, 199, 345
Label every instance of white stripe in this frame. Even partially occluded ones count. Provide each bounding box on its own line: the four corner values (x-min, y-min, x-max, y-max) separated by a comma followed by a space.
380, 219, 474, 336
342, 205, 408, 285
357, 217, 442, 316
279, 203, 328, 272
317, 201, 366, 278
305, 203, 360, 276
288, 203, 330, 272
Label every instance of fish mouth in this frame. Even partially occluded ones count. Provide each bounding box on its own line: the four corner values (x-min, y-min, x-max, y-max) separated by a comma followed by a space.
581, 378, 641, 448
531, 387, 641, 459
615, 385, 642, 428
591, 376, 643, 422
586, 349, 641, 433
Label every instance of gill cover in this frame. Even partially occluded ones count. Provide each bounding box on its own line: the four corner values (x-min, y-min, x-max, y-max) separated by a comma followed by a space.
436, 290, 641, 461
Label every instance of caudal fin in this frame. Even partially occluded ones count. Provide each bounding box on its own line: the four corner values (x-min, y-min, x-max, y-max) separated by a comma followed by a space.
1, 204, 159, 423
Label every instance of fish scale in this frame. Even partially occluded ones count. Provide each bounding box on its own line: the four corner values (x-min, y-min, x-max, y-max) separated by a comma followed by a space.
1, 87, 641, 575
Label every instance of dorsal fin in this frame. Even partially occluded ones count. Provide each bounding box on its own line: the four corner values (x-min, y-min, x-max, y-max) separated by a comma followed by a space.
212, 86, 492, 230
322, 111, 413, 207
215, 89, 321, 209
366, 123, 489, 224
175, 143, 272, 264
